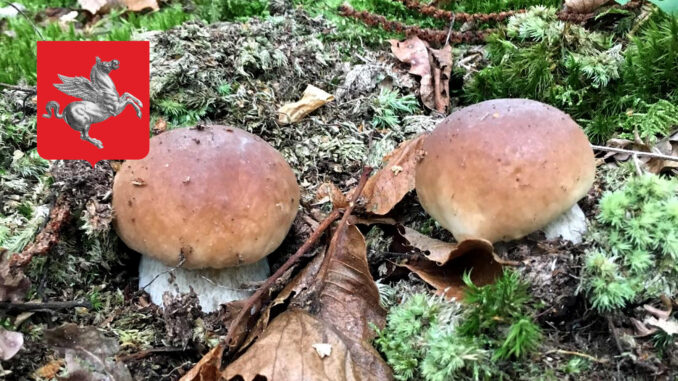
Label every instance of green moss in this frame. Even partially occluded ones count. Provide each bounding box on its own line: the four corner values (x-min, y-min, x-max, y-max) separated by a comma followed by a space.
581, 174, 678, 312
375, 270, 542, 381
464, 7, 678, 143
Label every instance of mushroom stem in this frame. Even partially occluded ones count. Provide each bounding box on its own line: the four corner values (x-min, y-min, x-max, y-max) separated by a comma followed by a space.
139, 256, 270, 313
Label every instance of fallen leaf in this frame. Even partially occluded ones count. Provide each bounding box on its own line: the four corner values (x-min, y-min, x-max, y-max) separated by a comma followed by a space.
603, 132, 678, 174
33, 359, 66, 379
224, 225, 392, 380
315, 182, 348, 209
78, 0, 158, 14
396, 225, 493, 265
0, 327, 23, 361
179, 344, 223, 381
402, 245, 502, 301
428, 43, 453, 113
277, 84, 335, 124
565, 0, 610, 13
358, 134, 427, 215
153, 117, 167, 134
0, 249, 30, 303
390, 36, 452, 112
44, 323, 133, 381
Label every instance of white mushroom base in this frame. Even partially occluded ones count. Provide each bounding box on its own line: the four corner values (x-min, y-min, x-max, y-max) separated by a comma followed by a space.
139, 256, 270, 313
542, 203, 588, 244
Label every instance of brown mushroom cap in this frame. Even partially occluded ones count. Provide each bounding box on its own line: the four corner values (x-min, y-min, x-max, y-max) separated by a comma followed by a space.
112, 126, 300, 269
415, 99, 595, 243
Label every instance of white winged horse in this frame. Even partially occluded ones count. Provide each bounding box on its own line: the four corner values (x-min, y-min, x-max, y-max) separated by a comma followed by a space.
43, 57, 142, 149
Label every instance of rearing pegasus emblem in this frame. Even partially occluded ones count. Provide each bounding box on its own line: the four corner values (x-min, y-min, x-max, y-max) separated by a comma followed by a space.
43, 56, 143, 149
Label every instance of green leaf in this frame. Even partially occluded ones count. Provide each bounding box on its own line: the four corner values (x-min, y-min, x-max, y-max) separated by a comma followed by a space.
618, 0, 678, 14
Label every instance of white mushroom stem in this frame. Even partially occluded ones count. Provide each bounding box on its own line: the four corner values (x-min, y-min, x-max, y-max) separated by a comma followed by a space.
139, 256, 270, 313
543, 203, 588, 244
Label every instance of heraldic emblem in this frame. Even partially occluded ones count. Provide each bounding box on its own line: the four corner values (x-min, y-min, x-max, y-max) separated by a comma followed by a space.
42, 56, 143, 149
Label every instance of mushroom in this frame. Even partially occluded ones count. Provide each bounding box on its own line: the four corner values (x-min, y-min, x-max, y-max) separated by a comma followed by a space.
112, 126, 300, 312
415, 98, 595, 243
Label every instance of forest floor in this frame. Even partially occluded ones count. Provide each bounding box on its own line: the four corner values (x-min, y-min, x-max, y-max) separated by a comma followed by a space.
0, 0, 677, 380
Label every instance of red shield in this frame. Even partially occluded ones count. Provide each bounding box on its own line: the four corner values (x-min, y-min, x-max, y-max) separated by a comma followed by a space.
37, 41, 149, 167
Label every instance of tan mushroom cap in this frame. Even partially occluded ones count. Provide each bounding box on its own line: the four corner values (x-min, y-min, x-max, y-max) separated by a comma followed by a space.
112, 125, 300, 269
415, 98, 595, 243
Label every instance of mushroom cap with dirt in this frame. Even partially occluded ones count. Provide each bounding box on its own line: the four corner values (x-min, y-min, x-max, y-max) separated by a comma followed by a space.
112, 125, 300, 312
415, 98, 595, 243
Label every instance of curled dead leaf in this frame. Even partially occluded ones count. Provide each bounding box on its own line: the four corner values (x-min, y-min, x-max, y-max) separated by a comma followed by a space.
396, 225, 493, 265
401, 241, 502, 301
179, 344, 223, 381
390, 36, 452, 112
315, 182, 348, 209
358, 134, 427, 215
277, 85, 335, 124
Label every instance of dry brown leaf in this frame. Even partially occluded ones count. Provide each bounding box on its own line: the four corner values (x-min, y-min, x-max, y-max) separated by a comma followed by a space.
390, 36, 452, 112
224, 309, 369, 381
315, 182, 348, 209
224, 225, 392, 380
33, 359, 66, 379
603, 133, 678, 174
565, 0, 610, 13
45, 323, 133, 381
179, 344, 223, 381
397, 226, 493, 265
402, 246, 502, 301
0, 250, 30, 303
153, 117, 167, 134
0, 327, 23, 361
359, 134, 427, 215
78, 0, 158, 14
277, 85, 335, 124
428, 43, 453, 113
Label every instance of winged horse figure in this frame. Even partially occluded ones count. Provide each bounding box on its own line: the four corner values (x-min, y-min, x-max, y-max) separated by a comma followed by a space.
43, 57, 142, 149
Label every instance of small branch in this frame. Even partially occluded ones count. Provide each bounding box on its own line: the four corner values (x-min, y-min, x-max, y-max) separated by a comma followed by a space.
0, 83, 37, 93
392, 0, 523, 23
10, 196, 71, 270
592, 144, 678, 162
338, 3, 493, 44
221, 167, 373, 352
545, 349, 609, 363
0, 300, 91, 312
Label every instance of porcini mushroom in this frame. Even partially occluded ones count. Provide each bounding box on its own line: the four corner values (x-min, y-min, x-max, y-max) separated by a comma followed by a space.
112, 126, 300, 312
415, 98, 595, 243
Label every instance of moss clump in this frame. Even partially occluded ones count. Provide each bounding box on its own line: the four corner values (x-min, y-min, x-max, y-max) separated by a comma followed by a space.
463, 6, 678, 143
581, 174, 678, 312
375, 270, 542, 381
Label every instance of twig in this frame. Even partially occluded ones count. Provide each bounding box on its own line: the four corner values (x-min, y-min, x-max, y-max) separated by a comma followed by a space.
139, 256, 186, 291
591, 144, 678, 162
392, 0, 523, 23
339, 3, 493, 44
0, 1, 43, 39
0, 83, 37, 93
221, 167, 373, 352
10, 196, 71, 269
545, 349, 609, 363
0, 300, 91, 312
118, 346, 187, 362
